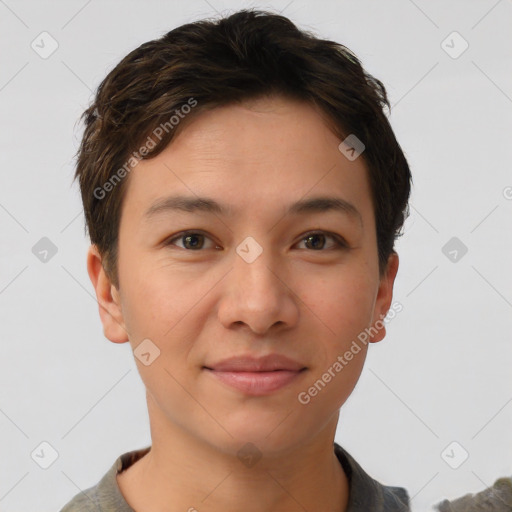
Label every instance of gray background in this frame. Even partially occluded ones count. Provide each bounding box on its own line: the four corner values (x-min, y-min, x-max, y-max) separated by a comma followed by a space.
0, 0, 511, 510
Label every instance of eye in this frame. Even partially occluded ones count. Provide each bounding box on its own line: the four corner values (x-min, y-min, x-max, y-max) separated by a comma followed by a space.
295, 231, 348, 251
165, 231, 220, 251
164, 230, 348, 251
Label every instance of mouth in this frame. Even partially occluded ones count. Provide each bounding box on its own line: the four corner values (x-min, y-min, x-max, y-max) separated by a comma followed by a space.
202, 353, 308, 396
203, 367, 307, 396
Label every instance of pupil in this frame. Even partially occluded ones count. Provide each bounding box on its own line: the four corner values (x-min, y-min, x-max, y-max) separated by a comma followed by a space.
185, 234, 202, 249
307, 234, 324, 250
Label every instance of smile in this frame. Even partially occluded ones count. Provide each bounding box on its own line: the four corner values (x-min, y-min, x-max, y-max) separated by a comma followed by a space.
203, 368, 307, 396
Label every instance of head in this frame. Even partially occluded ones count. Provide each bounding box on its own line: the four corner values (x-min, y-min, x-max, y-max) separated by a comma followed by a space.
79, 9, 411, 456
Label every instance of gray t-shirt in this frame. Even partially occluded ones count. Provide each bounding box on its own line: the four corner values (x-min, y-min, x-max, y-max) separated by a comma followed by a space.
59, 442, 410, 511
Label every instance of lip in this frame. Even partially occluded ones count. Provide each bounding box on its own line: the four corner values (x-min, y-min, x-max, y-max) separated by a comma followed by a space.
203, 354, 307, 396
204, 354, 306, 372
204, 368, 307, 395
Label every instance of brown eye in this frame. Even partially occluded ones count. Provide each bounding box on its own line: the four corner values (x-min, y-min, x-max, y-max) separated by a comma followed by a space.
165, 231, 218, 250
304, 233, 327, 250
296, 231, 347, 251
181, 233, 204, 249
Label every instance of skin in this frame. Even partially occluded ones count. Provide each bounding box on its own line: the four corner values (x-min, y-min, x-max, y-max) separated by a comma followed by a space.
88, 95, 399, 511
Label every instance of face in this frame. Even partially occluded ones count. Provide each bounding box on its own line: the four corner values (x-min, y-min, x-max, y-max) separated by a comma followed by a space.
88, 95, 398, 458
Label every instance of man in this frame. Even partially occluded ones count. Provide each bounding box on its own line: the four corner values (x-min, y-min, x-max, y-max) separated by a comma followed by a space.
61, 8, 413, 511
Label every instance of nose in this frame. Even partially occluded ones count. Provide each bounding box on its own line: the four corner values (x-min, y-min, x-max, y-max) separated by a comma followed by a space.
217, 241, 299, 335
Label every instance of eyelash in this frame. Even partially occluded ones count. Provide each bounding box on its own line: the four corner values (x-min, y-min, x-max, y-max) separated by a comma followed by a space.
164, 230, 348, 251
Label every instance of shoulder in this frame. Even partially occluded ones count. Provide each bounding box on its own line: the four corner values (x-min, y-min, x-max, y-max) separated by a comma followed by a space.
334, 443, 411, 512
435, 476, 512, 511
59, 477, 104, 512
59, 446, 151, 512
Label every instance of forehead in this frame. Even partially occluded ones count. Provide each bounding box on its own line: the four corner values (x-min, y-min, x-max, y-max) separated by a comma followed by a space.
120, 96, 373, 228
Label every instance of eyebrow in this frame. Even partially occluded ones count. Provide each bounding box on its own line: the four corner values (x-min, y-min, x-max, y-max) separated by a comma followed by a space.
143, 194, 363, 227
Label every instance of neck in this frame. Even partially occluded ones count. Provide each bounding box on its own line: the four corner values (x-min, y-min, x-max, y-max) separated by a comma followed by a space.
117, 395, 349, 512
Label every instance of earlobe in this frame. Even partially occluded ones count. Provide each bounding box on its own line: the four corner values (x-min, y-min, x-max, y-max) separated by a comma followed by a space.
369, 252, 399, 343
86, 244, 129, 344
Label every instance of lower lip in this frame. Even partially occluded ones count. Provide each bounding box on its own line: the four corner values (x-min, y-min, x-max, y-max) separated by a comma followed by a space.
204, 369, 306, 395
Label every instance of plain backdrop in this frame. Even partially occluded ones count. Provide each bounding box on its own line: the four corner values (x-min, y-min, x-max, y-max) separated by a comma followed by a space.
0, 0, 511, 510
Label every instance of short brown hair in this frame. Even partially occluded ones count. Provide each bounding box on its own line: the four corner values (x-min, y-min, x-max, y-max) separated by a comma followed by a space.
74, 8, 412, 288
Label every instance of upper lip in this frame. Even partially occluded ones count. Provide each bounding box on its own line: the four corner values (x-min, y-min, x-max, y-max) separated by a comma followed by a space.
204, 354, 307, 372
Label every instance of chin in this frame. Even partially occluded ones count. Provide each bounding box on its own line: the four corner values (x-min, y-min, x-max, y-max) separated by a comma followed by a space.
215, 419, 305, 453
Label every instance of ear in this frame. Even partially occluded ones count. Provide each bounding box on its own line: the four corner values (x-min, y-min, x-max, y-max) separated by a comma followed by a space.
369, 252, 399, 343
87, 244, 129, 343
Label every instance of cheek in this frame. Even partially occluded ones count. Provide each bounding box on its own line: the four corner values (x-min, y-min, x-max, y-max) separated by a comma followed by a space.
121, 258, 204, 333
300, 352, 367, 426
120, 264, 215, 383
309, 268, 376, 345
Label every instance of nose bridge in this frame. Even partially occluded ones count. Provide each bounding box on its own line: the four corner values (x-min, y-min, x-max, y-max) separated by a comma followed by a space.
233, 235, 281, 303
217, 233, 298, 334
